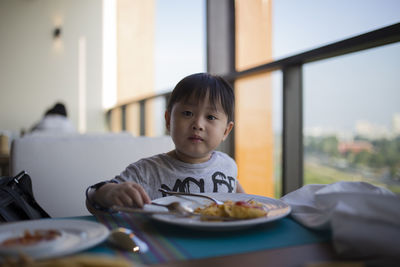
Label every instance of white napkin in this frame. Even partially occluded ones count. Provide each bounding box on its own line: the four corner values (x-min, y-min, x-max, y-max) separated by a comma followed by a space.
281, 181, 400, 261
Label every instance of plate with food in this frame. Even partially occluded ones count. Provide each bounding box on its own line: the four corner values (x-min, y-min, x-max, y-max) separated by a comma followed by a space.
0, 219, 109, 260
149, 193, 291, 230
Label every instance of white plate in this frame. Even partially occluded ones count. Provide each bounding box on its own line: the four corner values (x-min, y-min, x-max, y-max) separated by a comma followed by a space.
150, 193, 291, 230
0, 219, 109, 260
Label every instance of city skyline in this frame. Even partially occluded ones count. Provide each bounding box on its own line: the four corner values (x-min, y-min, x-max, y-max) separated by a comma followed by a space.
305, 112, 400, 140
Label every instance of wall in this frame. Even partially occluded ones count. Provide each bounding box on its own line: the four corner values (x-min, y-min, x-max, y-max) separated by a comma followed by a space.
0, 0, 105, 134
234, 0, 274, 196
117, 0, 155, 136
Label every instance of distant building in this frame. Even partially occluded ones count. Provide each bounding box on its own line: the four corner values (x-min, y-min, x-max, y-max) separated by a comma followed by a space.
355, 120, 390, 139
304, 127, 353, 141
338, 141, 373, 155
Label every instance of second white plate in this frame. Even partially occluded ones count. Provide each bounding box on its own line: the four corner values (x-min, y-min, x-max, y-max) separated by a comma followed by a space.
0, 219, 109, 260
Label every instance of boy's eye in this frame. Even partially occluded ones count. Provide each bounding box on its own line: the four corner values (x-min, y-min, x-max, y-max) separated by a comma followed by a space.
182, 111, 193, 117
207, 115, 217, 120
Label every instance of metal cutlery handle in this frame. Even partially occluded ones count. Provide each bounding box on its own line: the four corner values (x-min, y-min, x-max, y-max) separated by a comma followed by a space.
158, 189, 223, 205
111, 205, 239, 221
111, 205, 180, 216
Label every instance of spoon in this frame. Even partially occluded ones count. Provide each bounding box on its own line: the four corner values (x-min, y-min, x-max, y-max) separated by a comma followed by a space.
108, 227, 149, 253
158, 189, 224, 205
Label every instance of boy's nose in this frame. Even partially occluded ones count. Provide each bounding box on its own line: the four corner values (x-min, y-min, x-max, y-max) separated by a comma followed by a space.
192, 125, 204, 131
192, 117, 204, 131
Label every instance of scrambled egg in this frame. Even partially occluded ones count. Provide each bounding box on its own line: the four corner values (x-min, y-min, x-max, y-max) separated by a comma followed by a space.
194, 200, 268, 220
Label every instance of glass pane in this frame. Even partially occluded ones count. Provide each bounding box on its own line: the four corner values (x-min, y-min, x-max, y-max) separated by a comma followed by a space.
126, 103, 140, 136
235, 0, 272, 71
136, 0, 206, 137
304, 43, 400, 195
234, 71, 282, 198
145, 97, 167, 137
272, 71, 283, 198
273, 0, 400, 59
155, 0, 206, 93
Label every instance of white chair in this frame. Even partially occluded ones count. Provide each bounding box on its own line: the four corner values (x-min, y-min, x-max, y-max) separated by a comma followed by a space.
10, 133, 174, 218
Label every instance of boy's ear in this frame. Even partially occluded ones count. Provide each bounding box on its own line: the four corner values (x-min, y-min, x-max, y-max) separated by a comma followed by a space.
222, 121, 234, 141
165, 110, 171, 131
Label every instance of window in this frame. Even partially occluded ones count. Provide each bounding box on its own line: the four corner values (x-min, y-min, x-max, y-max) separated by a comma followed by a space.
303, 43, 400, 194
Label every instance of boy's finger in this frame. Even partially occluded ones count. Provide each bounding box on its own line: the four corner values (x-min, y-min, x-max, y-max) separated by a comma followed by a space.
118, 193, 134, 207
113, 197, 124, 207
133, 184, 151, 204
126, 186, 145, 208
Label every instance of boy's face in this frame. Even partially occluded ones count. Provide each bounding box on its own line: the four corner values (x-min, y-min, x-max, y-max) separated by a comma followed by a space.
165, 92, 234, 164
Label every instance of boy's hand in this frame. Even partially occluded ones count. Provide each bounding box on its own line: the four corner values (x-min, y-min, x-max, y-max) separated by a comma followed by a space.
95, 182, 151, 208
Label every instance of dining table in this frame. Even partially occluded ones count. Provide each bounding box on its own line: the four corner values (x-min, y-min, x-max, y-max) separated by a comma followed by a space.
71, 212, 340, 267
2, 193, 396, 266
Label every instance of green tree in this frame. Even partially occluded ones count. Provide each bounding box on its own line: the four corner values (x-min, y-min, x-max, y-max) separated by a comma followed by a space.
354, 150, 371, 166
321, 136, 339, 157
368, 153, 385, 168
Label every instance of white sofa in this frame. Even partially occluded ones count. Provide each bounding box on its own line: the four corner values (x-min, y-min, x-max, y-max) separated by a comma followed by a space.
10, 133, 174, 218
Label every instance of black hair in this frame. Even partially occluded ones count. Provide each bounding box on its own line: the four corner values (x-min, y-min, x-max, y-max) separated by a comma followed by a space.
45, 102, 67, 117
166, 73, 235, 122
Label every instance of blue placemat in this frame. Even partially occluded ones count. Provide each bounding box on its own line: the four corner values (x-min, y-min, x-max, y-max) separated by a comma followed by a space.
82, 213, 331, 265
160, 217, 330, 259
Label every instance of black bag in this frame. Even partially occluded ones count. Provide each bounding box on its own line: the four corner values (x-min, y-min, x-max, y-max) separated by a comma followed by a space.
0, 171, 51, 222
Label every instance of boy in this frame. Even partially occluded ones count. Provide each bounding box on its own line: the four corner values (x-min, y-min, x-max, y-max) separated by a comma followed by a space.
86, 73, 244, 214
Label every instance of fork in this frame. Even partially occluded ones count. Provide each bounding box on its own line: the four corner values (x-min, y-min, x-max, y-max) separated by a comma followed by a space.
158, 189, 224, 205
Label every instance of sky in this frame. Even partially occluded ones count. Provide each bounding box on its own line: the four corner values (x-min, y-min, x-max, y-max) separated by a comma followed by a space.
273, 0, 400, 134
154, 0, 400, 134
154, 0, 205, 93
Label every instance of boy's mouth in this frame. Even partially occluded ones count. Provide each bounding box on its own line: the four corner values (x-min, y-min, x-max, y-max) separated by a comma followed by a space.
188, 135, 204, 142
